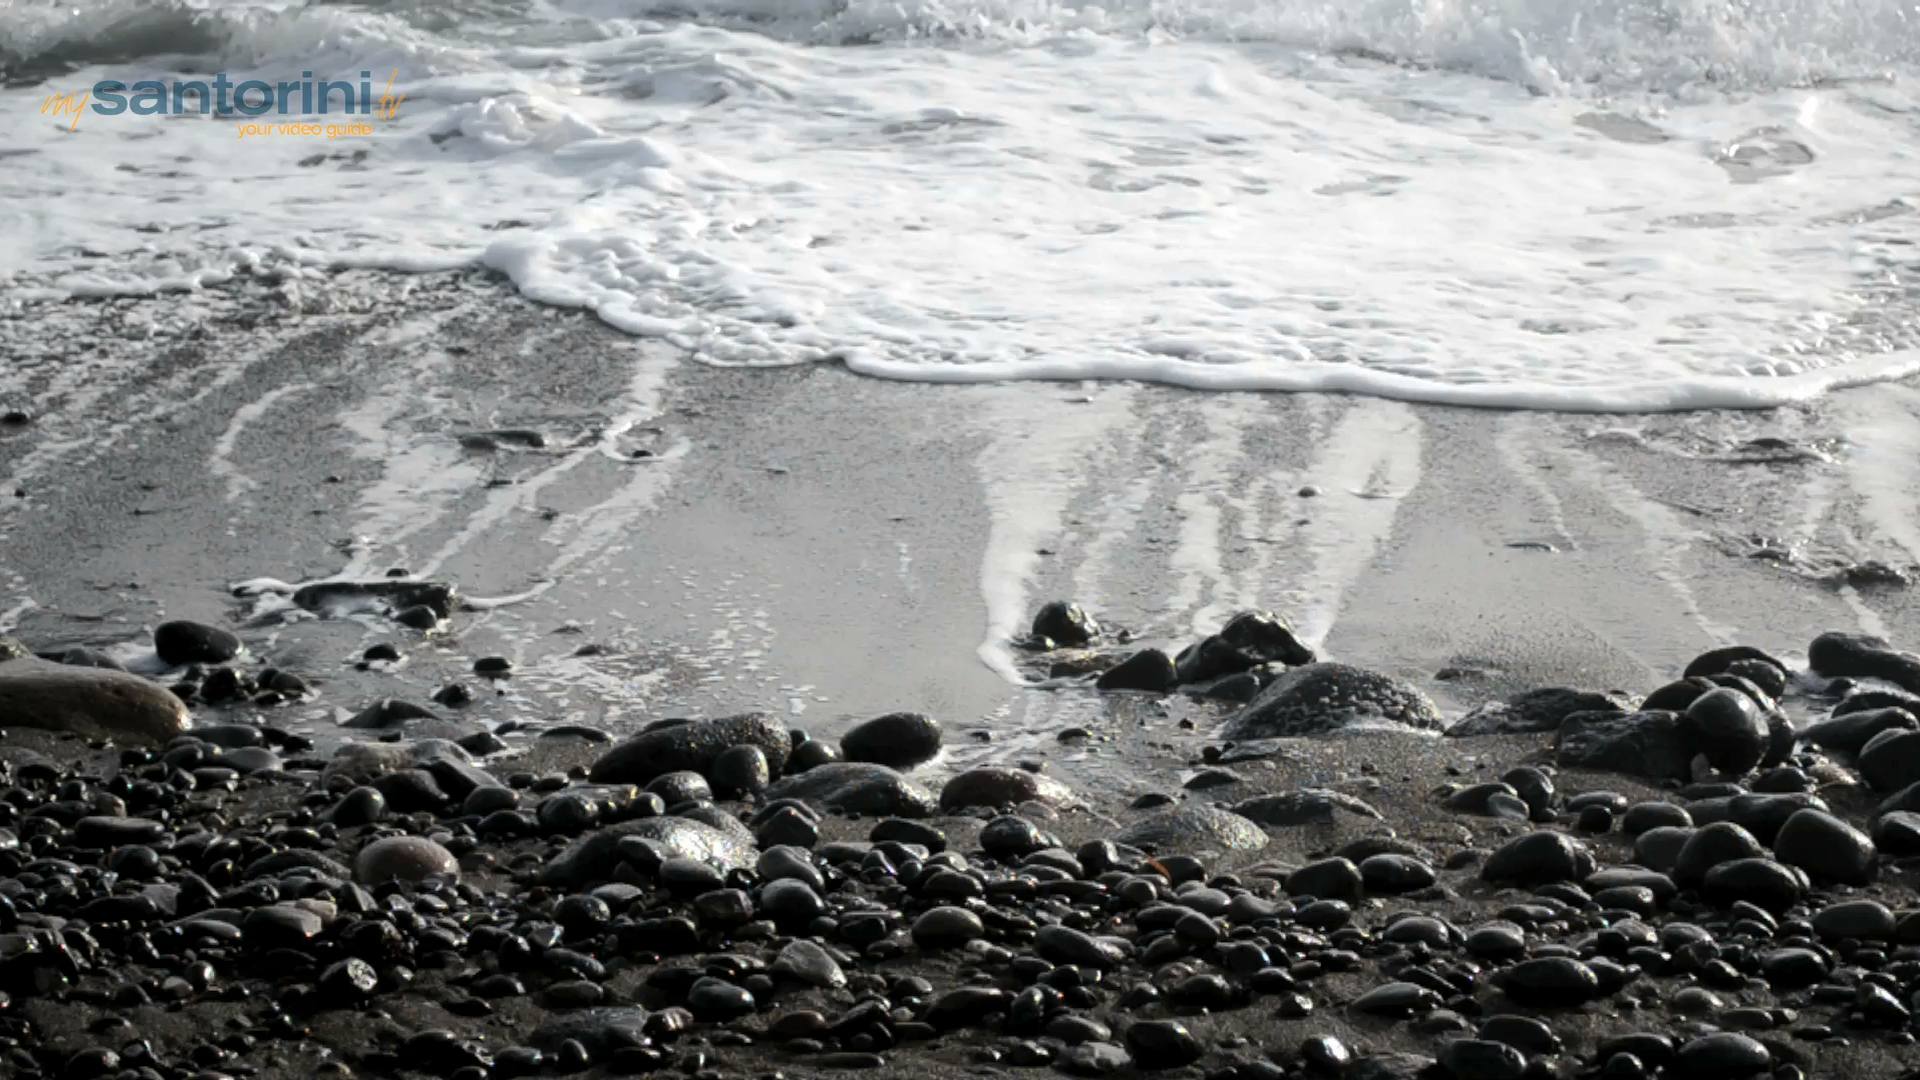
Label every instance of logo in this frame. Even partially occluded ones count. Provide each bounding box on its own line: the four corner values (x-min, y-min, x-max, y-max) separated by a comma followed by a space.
41, 69, 405, 137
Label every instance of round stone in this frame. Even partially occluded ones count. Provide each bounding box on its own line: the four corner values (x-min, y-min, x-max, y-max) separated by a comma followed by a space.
355, 836, 459, 884
912, 907, 985, 949
840, 712, 944, 769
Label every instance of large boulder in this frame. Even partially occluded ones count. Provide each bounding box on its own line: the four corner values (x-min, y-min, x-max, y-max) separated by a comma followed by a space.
589, 713, 791, 785
1803, 707, 1918, 757
541, 817, 756, 886
1448, 687, 1634, 737
1556, 710, 1693, 783
761, 762, 937, 818
0, 658, 190, 743
1223, 662, 1441, 740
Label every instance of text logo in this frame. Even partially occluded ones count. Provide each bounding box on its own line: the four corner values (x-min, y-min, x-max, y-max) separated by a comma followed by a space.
42, 70, 403, 133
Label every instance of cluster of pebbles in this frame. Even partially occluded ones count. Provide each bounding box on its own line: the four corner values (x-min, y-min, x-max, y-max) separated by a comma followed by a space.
0, 600, 1918, 1080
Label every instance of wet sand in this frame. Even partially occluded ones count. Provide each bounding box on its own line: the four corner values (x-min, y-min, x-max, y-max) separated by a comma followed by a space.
3, 269, 1920, 758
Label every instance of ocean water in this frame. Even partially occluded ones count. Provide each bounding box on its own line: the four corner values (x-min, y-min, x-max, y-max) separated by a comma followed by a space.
2, 0, 1917, 410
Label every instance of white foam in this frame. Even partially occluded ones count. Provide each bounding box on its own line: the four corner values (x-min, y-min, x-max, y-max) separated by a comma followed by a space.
3, 0, 1918, 411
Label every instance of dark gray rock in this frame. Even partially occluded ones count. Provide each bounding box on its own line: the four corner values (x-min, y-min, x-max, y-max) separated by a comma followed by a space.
1113, 806, 1269, 855
1223, 662, 1441, 739
541, 817, 756, 886
1873, 810, 1920, 854
588, 713, 791, 785
1096, 649, 1178, 693
1448, 688, 1634, 736
763, 762, 938, 818
710, 745, 770, 799
153, 620, 242, 666
1437, 1039, 1526, 1080
342, 698, 439, 730
1673, 821, 1767, 887
912, 907, 985, 949
647, 771, 712, 804
1860, 728, 1920, 792
1812, 899, 1895, 940
1032, 601, 1100, 646
1482, 832, 1594, 886
1771, 808, 1874, 885
1808, 631, 1920, 694
1682, 689, 1769, 775
1803, 706, 1918, 756
1285, 858, 1364, 902
1556, 710, 1692, 782
1684, 646, 1787, 680
0, 658, 191, 743
839, 713, 943, 769
1673, 1033, 1769, 1080
939, 767, 1074, 812
355, 836, 458, 884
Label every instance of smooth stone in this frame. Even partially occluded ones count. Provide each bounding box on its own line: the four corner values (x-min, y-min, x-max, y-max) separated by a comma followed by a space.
1032, 601, 1100, 646
73, 816, 166, 848
1771, 808, 1873, 885
939, 766, 1076, 812
529, 1008, 653, 1056
355, 836, 459, 884
687, 977, 756, 1021
1859, 728, 1920, 792
1359, 854, 1436, 894
840, 712, 944, 769
1808, 631, 1920, 695
1494, 957, 1602, 1006
1113, 806, 1269, 854
1802, 706, 1917, 756
1481, 831, 1594, 886
765, 762, 938, 818
1673, 822, 1766, 887
154, 620, 242, 666
1224, 662, 1442, 738
1621, 802, 1691, 834
772, 940, 845, 988
0, 658, 191, 743
1350, 982, 1441, 1016
980, 815, 1054, 859
756, 846, 824, 890
541, 817, 756, 886
710, 744, 771, 799
1034, 925, 1126, 969
1437, 1039, 1526, 1080
1811, 899, 1895, 940
648, 771, 713, 804
1701, 858, 1804, 914
1124, 1020, 1201, 1069
588, 713, 792, 785
1872, 810, 1920, 855
1096, 648, 1178, 693
342, 698, 440, 729
1286, 858, 1364, 902
1682, 688, 1770, 775
1673, 1033, 1770, 1080
912, 907, 985, 949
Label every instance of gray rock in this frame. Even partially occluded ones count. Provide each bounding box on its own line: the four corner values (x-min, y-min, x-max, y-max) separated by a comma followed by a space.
772, 940, 844, 989
839, 713, 943, 769
763, 762, 938, 818
0, 637, 29, 663
939, 767, 1075, 812
530, 1008, 652, 1056
319, 739, 477, 788
1556, 710, 1692, 782
355, 836, 459, 884
588, 713, 791, 785
1223, 662, 1441, 739
1233, 790, 1382, 826
1113, 806, 1269, 855
1449, 687, 1635, 736
541, 817, 755, 886
343, 698, 440, 730
0, 658, 190, 743
912, 907, 985, 949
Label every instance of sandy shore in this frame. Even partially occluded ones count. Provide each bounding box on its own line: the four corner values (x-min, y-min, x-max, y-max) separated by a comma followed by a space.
3, 268, 1920, 757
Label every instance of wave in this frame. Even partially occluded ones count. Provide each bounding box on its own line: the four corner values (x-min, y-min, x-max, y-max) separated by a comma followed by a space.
3, 0, 1916, 95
